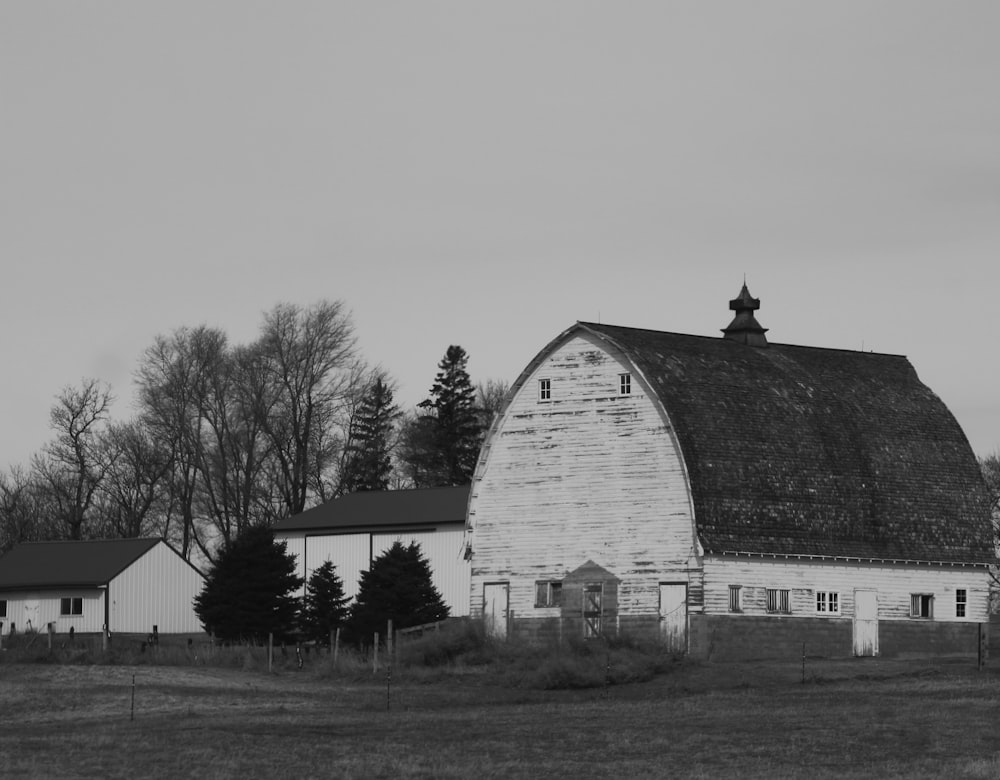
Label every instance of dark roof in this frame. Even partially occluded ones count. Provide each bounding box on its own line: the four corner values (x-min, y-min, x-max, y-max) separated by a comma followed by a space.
574, 322, 995, 565
273, 486, 470, 532
0, 538, 161, 590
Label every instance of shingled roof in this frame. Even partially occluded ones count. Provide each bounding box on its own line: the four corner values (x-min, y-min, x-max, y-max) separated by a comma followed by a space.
273, 486, 470, 532
0, 538, 161, 590
575, 303, 994, 565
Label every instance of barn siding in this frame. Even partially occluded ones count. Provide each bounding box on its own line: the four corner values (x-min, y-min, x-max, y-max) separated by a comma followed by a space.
468, 332, 698, 622
703, 556, 990, 622
108, 541, 205, 633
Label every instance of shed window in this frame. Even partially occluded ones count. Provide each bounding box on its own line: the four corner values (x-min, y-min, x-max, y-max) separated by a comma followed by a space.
534, 581, 562, 608
619, 373, 632, 395
910, 594, 933, 619
815, 591, 839, 615
60, 598, 83, 616
538, 378, 551, 402
766, 588, 790, 614
956, 589, 967, 618
728, 585, 742, 612
0, 599, 6, 618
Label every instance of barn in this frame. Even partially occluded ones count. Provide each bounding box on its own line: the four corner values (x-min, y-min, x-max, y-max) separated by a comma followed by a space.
0, 538, 205, 636
274, 485, 471, 616
466, 285, 996, 659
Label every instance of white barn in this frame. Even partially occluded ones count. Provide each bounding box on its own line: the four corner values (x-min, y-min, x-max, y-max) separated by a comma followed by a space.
274, 486, 470, 616
466, 286, 996, 659
0, 538, 205, 636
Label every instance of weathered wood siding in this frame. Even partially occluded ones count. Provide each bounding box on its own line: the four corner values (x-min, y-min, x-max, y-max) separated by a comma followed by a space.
468, 331, 698, 621
704, 556, 990, 622
108, 541, 205, 633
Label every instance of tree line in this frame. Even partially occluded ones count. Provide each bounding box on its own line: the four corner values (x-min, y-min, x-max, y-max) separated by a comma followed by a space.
0, 300, 507, 561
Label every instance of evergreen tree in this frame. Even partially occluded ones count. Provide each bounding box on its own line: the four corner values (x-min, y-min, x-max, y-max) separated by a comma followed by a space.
341, 376, 401, 493
405, 345, 483, 486
345, 541, 449, 642
193, 525, 303, 642
298, 560, 350, 644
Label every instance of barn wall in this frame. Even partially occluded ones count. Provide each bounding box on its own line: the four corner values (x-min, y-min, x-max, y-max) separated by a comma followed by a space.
468, 331, 698, 621
703, 556, 991, 621
0, 589, 104, 635
109, 542, 206, 633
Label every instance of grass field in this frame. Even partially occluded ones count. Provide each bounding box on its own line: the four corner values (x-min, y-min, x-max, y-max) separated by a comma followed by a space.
2, 653, 1000, 779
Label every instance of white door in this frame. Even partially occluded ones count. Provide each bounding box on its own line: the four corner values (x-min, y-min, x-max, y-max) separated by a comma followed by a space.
853, 589, 879, 657
482, 582, 509, 640
659, 583, 688, 653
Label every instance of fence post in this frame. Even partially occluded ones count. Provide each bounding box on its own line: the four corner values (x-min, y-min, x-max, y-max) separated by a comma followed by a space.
333, 628, 340, 668
801, 642, 806, 684
387, 620, 393, 666
268, 633, 274, 673
47, 622, 54, 651
373, 632, 380, 673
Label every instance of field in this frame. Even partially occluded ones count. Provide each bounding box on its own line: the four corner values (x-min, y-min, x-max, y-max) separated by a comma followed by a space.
2, 649, 1000, 779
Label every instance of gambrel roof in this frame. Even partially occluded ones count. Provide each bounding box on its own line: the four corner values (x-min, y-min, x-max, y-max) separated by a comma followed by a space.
273, 486, 470, 532
570, 320, 994, 565
0, 538, 161, 590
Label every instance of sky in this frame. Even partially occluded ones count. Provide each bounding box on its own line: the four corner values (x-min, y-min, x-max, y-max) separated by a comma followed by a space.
1, 2, 999, 471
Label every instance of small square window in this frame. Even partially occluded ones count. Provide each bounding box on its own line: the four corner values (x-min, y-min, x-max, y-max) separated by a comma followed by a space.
60, 597, 83, 616
815, 591, 840, 615
728, 585, 742, 612
534, 581, 562, 608
910, 594, 933, 619
538, 378, 551, 402
956, 589, 967, 618
0, 599, 6, 619
766, 588, 791, 614
619, 373, 631, 395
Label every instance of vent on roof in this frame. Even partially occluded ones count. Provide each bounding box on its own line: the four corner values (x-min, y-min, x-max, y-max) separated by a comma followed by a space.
722, 283, 769, 347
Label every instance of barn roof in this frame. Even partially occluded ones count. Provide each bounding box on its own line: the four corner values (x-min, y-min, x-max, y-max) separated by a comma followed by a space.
273, 486, 470, 533
0, 538, 161, 589
571, 300, 994, 565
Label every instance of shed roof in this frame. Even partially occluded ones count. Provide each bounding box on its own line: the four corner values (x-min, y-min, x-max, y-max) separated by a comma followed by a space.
570, 321, 995, 565
0, 538, 161, 590
273, 486, 470, 533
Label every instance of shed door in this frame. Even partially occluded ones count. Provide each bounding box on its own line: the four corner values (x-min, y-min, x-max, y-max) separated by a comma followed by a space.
483, 582, 509, 640
853, 589, 879, 657
659, 583, 688, 653
23, 600, 39, 633
583, 584, 603, 639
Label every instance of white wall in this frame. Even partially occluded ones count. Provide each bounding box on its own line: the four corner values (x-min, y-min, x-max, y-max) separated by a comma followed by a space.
1, 589, 104, 635
109, 541, 205, 633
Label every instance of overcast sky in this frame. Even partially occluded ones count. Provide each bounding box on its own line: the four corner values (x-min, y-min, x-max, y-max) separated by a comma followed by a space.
2, 2, 998, 471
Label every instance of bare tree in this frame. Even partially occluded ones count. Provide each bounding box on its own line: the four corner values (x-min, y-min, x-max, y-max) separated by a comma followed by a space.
34, 379, 115, 540
0, 464, 61, 552
255, 300, 362, 516
98, 418, 172, 539
476, 378, 510, 431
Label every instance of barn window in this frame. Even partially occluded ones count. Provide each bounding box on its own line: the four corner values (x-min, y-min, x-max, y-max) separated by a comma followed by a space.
534, 581, 563, 608
60, 598, 83, 616
728, 585, 742, 612
538, 378, 551, 402
956, 589, 967, 618
766, 588, 790, 614
619, 373, 631, 395
815, 591, 839, 615
910, 594, 934, 619
0, 599, 6, 618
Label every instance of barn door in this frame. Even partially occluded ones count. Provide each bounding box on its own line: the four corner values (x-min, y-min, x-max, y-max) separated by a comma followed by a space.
482, 582, 509, 640
659, 583, 688, 653
583, 584, 603, 638
853, 589, 879, 657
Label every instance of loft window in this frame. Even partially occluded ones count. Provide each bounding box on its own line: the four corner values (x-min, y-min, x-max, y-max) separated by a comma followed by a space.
910, 594, 934, 619
766, 588, 790, 614
534, 581, 563, 608
538, 378, 551, 402
815, 591, 840, 615
60, 597, 83, 616
956, 589, 967, 618
728, 585, 742, 612
619, 373, 631, 395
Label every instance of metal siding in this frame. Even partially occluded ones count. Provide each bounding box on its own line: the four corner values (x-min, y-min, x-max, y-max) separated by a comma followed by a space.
108, 541, 205, 633
468, 332, 698, 618
1, 590, 105, 635
305, 534, 371, 602
371, 530, 471, 616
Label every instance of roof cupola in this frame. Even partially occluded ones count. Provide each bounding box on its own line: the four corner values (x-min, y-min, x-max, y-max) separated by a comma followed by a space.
722, 283, 769, 347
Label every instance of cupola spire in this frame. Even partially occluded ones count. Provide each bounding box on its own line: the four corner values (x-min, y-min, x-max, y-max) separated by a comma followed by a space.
722, 283, 769, 347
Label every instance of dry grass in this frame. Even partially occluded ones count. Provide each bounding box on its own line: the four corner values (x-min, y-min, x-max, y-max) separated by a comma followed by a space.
2, 654, 1000, 779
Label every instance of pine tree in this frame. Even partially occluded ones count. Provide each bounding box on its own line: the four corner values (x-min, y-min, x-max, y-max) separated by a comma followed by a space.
408, 345, 483, 486
341, 376, 401, 493
193, 525, 303, 642
345, 541, 449, 642
298, 560, 350, 644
